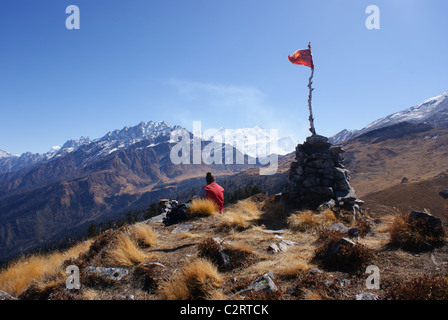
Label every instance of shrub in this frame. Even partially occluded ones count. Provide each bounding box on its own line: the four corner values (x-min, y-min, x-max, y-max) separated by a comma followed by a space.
293, 270, 343, 300
197, 238, 256, 271
313, 231, 374, 273
187, 198, 219, 218
387, 275, 448, 300
389, 213, 446, 252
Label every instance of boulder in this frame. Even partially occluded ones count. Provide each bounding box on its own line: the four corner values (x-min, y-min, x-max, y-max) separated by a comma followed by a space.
84, 266, 129, 281
408, 211, 445, 237
356, 292, 379, 300
328, 223, 359, 238
0, 290, 18, 300
439, 189, 448, 199
172, 222, 194, 234
268, 239, 296, 253
242, 272, 278, 294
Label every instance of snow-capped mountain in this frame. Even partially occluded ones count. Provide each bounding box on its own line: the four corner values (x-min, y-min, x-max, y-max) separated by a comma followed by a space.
0, 121, 297, 175
0, 149, 14, 158
330, 91, 448, 144
99, 121, 174, 145
203, 125, 297, 158
0, 121, 182, 175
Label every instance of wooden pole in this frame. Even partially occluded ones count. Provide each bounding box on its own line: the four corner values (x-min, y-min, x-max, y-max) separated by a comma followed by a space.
307, 67, 316, 136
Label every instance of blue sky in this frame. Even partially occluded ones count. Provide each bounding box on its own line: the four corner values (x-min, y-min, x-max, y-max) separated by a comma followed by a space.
0, 0, 447, 155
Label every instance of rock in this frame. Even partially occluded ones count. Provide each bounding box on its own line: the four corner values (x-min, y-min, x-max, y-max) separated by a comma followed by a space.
439, 189, 448, 199
317, 199, 336, 211
133, 262, 167, 293
262, 229, 287, 234
285, 134, 363, 211
356, 292, 379, 300
308, 267, 324, 275
0, 290, 18, 300
211, 237, 232, 270
113, 294, 135, 300
347, 227, 359, 238
268, 239, 296, 253
172, 222, 194, 234
328, 223, 359, 238
408, 211, 444, 235
148, 212, 166, 223
306, 135, 329, 145
328, 238, 356, 257
328, 222, 349, 233
243, 272, 278, 294
84, 266, 129, 281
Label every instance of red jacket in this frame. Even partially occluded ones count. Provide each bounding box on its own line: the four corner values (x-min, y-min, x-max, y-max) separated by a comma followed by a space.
203, 182, 225, 213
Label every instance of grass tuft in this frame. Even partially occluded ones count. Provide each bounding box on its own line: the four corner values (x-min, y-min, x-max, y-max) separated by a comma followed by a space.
217, 199, 262, 232
159, 258, 223, 300
128, 223, 158, 247
187, 198, 219, 218
104, 232, 153, 267
0, 240, 91, 297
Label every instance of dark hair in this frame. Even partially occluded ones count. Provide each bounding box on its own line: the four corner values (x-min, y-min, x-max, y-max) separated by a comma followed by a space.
206, 172, 215, 184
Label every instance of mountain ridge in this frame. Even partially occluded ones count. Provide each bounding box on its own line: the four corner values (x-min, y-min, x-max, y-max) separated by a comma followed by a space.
330, 91, 448, 144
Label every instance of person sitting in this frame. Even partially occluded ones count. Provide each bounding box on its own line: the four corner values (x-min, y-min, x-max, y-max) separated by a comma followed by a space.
196, 172, 225, 213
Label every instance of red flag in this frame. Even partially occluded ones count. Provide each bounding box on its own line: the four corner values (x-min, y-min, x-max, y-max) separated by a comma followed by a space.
288, 43, 314, 69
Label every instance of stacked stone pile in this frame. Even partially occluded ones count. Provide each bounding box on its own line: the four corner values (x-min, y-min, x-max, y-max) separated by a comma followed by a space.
285, 135, 363, 210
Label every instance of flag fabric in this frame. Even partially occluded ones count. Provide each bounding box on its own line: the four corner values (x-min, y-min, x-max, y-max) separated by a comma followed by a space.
288, 43, 314, 69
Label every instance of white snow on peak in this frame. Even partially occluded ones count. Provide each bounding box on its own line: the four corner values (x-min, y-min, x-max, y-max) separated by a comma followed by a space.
330, 91, 448, 144
0, 149, 14, 159
204, 125, 296, 158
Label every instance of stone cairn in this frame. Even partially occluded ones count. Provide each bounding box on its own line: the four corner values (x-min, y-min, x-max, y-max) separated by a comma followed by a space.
285, 135, 364, 211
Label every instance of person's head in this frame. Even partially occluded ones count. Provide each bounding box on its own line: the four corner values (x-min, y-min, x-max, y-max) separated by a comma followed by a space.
206, 172, 215, 184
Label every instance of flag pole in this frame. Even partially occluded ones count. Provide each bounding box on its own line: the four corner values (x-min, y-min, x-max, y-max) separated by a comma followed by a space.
307, 43, 316, 136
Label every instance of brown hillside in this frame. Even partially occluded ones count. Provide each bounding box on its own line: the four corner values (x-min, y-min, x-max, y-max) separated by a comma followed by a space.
363, 173, 448, 222
340, 124, 448, 197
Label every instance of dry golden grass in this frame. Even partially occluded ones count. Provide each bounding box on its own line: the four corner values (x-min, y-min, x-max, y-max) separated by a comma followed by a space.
217, 199, 262, 231
128, 223, 158, 247
104, 232, 154, 267
302, 289, 328, 300
81, 288, 100, 300
158, 258, 223, 300
287, 209, 337, 233
0, 240, 92, 297
187, 198, 219, 218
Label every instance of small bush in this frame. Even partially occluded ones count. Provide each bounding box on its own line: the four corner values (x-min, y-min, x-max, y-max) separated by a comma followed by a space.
389, 213, 446, 252
159, 258, 223, 300
293, 270, 343, 300
313, 231, 374, 274
387, 275, 448, 300
198, 238, 256, 271
187, 198, 219, 218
